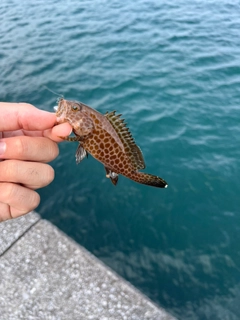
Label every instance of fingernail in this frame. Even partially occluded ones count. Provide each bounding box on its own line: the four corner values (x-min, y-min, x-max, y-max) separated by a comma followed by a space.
0, 141, 6, 156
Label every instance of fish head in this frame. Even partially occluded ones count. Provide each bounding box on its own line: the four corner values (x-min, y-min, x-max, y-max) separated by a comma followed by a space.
55, 98, 94, 136
55, 98, 71, 123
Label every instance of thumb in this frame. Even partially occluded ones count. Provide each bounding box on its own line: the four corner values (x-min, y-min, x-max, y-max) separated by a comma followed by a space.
43, 123, 73, 142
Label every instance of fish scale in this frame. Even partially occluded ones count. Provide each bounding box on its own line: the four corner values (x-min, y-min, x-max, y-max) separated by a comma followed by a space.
55, 98, 168, 188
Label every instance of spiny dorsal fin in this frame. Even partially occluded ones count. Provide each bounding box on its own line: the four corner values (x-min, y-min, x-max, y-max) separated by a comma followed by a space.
105, 111, 145, 170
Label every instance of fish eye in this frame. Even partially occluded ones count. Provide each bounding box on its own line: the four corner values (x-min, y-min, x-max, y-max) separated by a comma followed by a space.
72, 105, 78, 111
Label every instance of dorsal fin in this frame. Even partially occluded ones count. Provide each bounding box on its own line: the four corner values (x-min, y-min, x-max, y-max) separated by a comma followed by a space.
105, 111, 145, 170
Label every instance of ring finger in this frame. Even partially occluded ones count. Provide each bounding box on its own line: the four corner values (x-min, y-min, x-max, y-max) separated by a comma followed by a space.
0, 160, 55, 189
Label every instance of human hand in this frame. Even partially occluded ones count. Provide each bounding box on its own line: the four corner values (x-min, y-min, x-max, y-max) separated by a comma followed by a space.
0, 102, 72, 221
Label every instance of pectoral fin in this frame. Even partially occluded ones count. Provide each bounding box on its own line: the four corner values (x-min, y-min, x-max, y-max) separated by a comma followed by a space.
104, 167, 119, 186
58, 136, 79, 141
75, 143, 88, 164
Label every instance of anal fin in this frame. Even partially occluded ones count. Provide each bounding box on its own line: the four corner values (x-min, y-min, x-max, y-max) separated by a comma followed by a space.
104, 167, 119, 186
75, 143, 88, 164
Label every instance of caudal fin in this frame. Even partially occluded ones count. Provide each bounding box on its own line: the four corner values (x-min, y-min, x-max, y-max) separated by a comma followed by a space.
129, 171, 168, 188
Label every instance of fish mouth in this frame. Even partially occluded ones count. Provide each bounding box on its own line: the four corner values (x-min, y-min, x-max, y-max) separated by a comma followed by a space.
54, 100, 67, 123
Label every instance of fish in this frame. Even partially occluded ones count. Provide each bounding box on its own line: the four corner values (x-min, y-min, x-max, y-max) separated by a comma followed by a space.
55, 98, 168, 188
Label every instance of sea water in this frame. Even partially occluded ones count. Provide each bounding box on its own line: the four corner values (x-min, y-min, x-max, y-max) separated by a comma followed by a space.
1, 1, 240, 318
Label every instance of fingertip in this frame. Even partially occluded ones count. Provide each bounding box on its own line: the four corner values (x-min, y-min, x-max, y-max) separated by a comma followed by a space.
44, 123, 72, 142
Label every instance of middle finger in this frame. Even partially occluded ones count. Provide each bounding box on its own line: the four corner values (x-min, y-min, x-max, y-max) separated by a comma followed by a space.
0, 136, 59, 162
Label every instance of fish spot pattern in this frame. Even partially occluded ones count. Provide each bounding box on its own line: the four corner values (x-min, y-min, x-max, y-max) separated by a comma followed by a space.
55, 99, 168, 188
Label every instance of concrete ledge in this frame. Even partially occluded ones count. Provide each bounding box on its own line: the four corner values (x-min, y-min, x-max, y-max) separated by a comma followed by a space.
0, 217, 176, 320
0, 211, 40, 255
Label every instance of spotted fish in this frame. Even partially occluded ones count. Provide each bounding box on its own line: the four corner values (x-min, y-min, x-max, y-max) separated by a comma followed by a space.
55, 98, 168, 188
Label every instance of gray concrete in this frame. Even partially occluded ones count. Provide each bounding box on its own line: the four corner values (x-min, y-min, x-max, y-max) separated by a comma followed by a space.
0, 213, 176, 320
0, 211, 40, 255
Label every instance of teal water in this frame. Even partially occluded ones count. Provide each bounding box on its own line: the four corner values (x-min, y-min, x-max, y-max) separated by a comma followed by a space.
1, 1, 240, 318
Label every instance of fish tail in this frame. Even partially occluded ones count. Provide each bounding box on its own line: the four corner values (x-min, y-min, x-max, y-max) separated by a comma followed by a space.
130, 171, 168, 188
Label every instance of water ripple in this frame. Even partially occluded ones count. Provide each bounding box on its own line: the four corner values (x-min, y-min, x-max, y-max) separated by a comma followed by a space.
1, 0, 240, 319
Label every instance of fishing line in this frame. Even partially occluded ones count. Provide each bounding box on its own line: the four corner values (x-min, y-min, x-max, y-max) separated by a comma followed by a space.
42, 85, 64, 101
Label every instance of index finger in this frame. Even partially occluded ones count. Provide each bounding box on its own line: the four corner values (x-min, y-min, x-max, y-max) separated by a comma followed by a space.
0, 102, 56, 131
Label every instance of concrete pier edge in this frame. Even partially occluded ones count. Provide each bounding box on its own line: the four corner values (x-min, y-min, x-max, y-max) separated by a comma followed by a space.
0, 211, 176, 320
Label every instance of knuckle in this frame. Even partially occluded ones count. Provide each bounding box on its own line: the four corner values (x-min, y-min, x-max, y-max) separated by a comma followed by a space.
14, 137, 26, 156
19, 102, 34, 109
38, 138, 59, 162
25, 163, 55, 187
